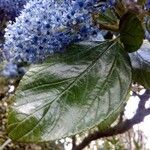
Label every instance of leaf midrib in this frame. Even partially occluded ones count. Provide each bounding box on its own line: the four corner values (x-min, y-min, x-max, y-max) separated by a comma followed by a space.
9, 41, 117, 138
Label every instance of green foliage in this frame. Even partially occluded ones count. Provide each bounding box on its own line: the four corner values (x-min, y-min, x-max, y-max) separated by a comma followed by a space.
130, 41, 150, 88
119, 11, 144, 52
95, 7, 119, 32
133, 69, 150, 88
7, 41, 131, 142
97, 8, 118, 26
0, 0, 149, 145
103, 137, 125, 150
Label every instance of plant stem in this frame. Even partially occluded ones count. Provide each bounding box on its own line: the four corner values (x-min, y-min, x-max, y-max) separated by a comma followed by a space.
0, 139, 12, 150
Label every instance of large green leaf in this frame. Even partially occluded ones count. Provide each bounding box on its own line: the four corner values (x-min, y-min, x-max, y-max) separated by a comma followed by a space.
130, 40, 150, 88
119, 11, 144, 52
7, 41, 131, 142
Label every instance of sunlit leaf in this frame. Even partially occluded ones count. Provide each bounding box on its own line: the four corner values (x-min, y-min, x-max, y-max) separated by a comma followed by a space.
8, 41, 131, 142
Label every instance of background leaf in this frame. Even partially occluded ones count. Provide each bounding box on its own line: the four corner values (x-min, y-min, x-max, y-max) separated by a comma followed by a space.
7, 41, 131, 142
119, 11, 144, 52
130, 40, 150, 88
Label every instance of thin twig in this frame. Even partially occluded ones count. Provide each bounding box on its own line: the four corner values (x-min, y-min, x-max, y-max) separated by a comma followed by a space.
0, 139, 12, 150
72, 136, 76, 148
72, 90, 150, 150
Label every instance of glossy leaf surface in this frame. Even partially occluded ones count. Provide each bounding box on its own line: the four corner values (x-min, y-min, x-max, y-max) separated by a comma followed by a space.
8, 41, 131, 142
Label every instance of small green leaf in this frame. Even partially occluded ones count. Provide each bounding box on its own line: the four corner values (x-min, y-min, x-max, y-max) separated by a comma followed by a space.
98, 8, 118, 25
133, 69, 150, 88
119, 11, 144, 52
7, 41, 131, 142
130, 40, 150, 88
95, 8, 119, 32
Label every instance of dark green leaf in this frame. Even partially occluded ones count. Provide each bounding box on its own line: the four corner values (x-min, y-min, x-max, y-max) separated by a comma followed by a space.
130, 40, 150, 88
95, 8, 119, 32
98, 8, 118, 25
119, 11, 144, 52
7, 41, 131, 142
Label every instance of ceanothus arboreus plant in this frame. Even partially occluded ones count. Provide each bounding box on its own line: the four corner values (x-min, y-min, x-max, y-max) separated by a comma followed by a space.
0, 0, 149, 144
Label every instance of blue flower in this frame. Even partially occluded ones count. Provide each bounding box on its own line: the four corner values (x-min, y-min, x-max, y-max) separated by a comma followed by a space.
146, 0, 150, 9
95, 0, 116, 12
0, 0, 28, 21
2, 0, 115, 78
0, 0, 28, 41
1, 63, 25, 78
3, 0, 100, 64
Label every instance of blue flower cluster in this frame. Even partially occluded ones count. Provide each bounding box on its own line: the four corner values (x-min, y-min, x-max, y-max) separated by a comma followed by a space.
1, 63, 25, 78
0, 0, 28, 21
99, 0, 116, 12
0, 0, 28, 46
1, 0, 115, 78
3, 0, 98, 64
146, 0, 150, 10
